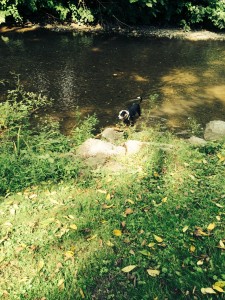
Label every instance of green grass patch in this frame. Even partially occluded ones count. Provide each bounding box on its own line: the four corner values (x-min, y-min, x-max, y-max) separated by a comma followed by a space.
0, 80, 225, 299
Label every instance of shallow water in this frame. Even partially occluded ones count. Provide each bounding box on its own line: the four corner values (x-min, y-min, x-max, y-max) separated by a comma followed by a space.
1, 29, 225, 133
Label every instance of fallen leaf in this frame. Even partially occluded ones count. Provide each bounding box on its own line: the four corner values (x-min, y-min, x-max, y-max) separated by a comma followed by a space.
121, 221, 126, 228
64, 250, 74, 258
219, 240, 225, 249
201, 287, 216, 294
97, 189, 107, 194
80, 288, 85, 298
147, 269, 160, 277
217, 153, 225, 162
207, 223, 215, 231
106, 241, 114, 247
69, 224, 78, 230
126, 199, 134, 204
113, 229, 122, 236
197, 260, 204, 265
37, 259, 44, 272
194, 227, 209, 237
190, 245, 196, 253
125, 208, 133, 216
212, 285, 224, 293
57, 278, 65, 290
162, 197, 167, 203
106, 193, 111, 201
139, 250, 151, 257
182, 226, 189, 233
147, 242, 156, 248
153, 235, 163, 243
29, 193, 37, 199
214, 281, 225, 288
102, 204, 114, 209
214, 203, 224, 208
121, 265, 137, 273
87, 234, 97, 241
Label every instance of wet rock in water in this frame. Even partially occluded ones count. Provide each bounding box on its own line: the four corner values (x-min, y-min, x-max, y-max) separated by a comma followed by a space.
76, 138, 126, 158
101, 127, 123, 143
188, 136, 207, 146
204, 121, 225, 141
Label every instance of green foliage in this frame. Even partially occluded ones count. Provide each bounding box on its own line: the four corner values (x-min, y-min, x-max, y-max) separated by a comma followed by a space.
0, 78, 97, 195
1, 0, 225, 29
69, 4, 94, 24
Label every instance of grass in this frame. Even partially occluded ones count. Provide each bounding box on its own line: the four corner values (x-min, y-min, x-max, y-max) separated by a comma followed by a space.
0, 130, 225, 299
0, 81, 225, 299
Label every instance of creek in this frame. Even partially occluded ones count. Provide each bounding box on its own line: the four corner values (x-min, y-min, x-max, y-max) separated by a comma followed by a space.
1, 29, 225, 134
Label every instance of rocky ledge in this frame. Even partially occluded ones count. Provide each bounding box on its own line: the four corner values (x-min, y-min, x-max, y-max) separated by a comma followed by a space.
75, 121, 225, 173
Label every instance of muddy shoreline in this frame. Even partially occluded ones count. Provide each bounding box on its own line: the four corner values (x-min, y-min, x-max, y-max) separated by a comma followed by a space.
1, 22, 225, 41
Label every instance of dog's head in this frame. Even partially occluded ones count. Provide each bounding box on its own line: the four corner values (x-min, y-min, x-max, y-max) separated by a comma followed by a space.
118, 110, 129, 121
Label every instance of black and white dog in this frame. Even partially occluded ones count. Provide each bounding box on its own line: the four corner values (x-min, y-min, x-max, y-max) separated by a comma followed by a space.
118, 96, 142, 125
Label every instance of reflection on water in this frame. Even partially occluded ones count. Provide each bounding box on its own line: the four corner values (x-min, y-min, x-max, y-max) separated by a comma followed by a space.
1, 29, 225, 133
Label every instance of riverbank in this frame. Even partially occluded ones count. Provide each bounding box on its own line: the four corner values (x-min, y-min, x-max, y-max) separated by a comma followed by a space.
0, 82, 225, 299
1, 22, 225, 41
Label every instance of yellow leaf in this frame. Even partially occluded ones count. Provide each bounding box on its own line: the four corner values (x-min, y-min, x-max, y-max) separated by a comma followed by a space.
182, 226, 189, 233
148, 242, 156, 248
97, 189, 107, 194
190, 245, 196, 253
216, 216, 221, 221
213, 285, 224, 293
207, 223, 215, 231
80, 288, 85, 298
106, 241, 114, 247
217, 153, 225, 162
125, 208, 133, 215
106, 193, 111, 201
69, 224, 78, 230
86, 234, 97, 241
162, 197, 167, 203
102, 204, 114, 209
68, 215, 74, 219
215, 203, 224, 208
194, 227, 209, 236
201, 287, 216, 294
219, 240, 225, 249
214, 281, 225, 288
154, 171, 159, 177
153, 235, 163, 243
64, 250, 74, 258
37, 259, 44, 272
57, 278, 65, 290
197, 260, 204, 265
147, 269, 160, 277
126, 199, 134, 204
121, 265, 137, 273
113, 229, 122, 236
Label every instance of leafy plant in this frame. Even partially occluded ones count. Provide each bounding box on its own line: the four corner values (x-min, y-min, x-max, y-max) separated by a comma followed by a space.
0, 78, 97, 195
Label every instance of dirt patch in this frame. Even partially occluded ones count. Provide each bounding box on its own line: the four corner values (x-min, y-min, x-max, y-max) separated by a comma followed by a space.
1, 22, 225, 41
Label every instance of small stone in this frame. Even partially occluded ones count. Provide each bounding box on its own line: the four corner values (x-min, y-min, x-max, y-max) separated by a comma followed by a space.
188, 136, 207, 146
204, 120, 225, 141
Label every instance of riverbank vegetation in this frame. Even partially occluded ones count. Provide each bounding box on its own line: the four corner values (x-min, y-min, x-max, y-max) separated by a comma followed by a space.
0, 81, 225, 299
1, 0, 225, 30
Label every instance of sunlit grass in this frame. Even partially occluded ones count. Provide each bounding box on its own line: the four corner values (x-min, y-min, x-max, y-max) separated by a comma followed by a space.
1, 132, 225, 299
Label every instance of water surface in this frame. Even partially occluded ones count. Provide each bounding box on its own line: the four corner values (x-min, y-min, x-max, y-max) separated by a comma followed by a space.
1, 29, 225, 133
